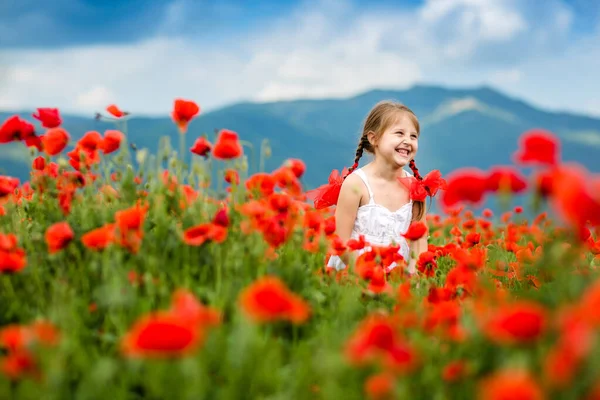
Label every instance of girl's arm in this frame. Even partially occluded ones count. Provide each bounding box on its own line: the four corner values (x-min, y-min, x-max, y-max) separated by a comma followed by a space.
407, 209, 428, 275
334, 174, 362, 265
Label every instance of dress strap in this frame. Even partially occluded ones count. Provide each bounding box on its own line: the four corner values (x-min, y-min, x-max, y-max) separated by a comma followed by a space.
355, 169, 375, 203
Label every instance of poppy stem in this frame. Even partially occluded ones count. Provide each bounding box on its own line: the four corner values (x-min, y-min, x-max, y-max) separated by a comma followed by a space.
179, 132, 186, 180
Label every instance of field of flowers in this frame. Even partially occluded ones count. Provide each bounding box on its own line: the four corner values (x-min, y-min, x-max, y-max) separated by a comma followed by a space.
1, 101, 600, 399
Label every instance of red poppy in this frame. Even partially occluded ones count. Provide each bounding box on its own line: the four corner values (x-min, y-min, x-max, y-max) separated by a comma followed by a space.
402, 221, 428, 241
172, 99, 200, 133
32, 156, 45, 171
239, 276, 311, 324
513, 129, 559, 166
121, 312, 202, 358
486, 167, 528, 194
78, 131, 103, 152
0, 115, 35, 143
364, 372, 395, 400
345, 314, 418, 373
0, 176, 19, 198
283, 158, 306, 178
81, 224, 115, 251
102, 130, 124, 154
0, 233, 27, 273
482, 301, 547, 344
551, 164, 600, 236
1, 350, 38, 380
183, 223, 227, 246
190, 137, 212, 158
212, 129, 243, 160
32, 108, 62, 129
45, 222, 74, 254
246, 173, 276, 198
42, 128, 70, 156
169, 289, 222, 328
442, 360, 468, 382
224, 169, 239, 185
477, 369, 544, 400
106, 104, 127, 118
441, 168, 489, 208
416, 251, 437, 277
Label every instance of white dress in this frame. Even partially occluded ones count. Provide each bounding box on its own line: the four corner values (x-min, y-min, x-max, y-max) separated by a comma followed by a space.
327, 168, 413, 272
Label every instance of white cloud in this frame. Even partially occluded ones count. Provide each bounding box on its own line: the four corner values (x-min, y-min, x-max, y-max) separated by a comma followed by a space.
489, 68, 523, 85
0, 0, 598, 119
420, 0, 527, 41
76, 85, 116, 111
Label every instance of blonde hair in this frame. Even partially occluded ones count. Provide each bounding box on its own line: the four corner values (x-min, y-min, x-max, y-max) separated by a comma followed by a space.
348, 100, 424, 222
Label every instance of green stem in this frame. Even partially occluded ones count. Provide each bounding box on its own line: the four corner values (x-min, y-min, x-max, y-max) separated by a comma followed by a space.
179, 133, 186, 178
239, 140, 255, 175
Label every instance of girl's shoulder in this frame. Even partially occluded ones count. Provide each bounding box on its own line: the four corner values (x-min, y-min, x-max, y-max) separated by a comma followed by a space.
339, 171, 369, 202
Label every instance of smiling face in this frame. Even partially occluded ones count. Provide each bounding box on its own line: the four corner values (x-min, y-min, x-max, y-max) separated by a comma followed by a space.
368, 111, 419, 168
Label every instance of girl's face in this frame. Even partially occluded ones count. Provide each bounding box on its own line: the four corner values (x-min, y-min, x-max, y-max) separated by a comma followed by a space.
369, 112, 419, 168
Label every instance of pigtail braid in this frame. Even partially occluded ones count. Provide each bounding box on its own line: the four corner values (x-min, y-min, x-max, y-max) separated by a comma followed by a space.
409, 159, 422, 181
409, 159, 426, 222
346, 135, 369, 175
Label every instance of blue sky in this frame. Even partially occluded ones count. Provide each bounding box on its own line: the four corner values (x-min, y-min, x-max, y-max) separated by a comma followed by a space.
1, 0, 599, 117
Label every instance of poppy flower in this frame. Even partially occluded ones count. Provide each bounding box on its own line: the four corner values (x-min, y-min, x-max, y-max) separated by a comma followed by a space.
477, 369, 544, 400
283, 158, 306, 178
224, 169, 239, 185
102, 130, 124, 154
81, 224, 115, 251
212, 129, 243, 160
345, 314, 418, 373
364, 372, 395, 400
416, 251, 437, 277
1, 350, 38, 380
169, 289, 222, 328
486, 167, 528, 194
172, 99, 200, 134
402, 221, 428, 241
0, 233, 27, 273
246, 173, 276, 198
441, 168, 489, 208
121, 312, 202, 358
32, 157, 45, 171
32, 108, 62, 129
0, 176, 19, 198
0, 115, 35, 143
239, 276, 311, 324
183, 223, 227, 246
42, 128, 70, 156
190, 137, 212, 158
45, 222, 74, 254
106, 104, 127, 118
513, 129, 559, 166
482, 301, 547, 344
550, 164, 600, 236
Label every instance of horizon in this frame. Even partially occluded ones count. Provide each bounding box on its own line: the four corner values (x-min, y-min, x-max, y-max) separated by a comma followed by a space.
3, 83, 600, 121
1, 0, 599, 119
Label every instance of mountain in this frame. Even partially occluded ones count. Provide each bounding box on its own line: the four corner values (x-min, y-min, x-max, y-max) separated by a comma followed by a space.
2, 85, 600, 196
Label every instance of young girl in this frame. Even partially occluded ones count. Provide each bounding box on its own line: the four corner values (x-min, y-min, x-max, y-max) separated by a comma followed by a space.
309, 100, 444, 275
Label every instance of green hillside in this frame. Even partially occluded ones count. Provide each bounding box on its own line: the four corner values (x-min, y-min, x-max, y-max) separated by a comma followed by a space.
2, 85, 600, 192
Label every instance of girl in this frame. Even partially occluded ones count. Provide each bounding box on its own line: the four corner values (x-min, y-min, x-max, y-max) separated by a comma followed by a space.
309, 100, 444, 275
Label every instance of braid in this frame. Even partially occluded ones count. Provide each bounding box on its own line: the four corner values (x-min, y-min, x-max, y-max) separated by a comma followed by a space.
346, 135, 368, 175
409, 159, 430, 222
409, 159, 422, 181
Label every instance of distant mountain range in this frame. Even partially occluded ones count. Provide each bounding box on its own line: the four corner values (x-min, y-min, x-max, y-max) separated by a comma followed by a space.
2, 85, 600, 198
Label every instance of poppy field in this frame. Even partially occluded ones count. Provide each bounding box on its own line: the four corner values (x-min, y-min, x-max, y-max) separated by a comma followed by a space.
1, 101, 600, 399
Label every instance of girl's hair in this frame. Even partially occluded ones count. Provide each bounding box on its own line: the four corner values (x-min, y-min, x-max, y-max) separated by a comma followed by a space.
347, 100, 425, 222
